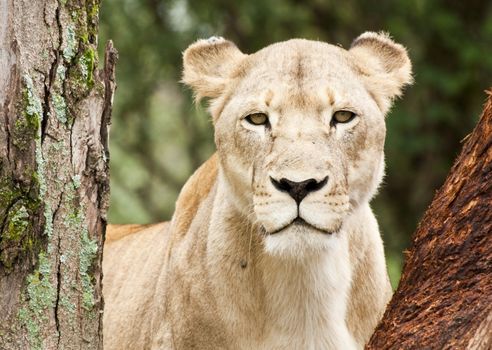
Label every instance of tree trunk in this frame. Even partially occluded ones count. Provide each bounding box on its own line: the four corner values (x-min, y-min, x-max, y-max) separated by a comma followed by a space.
367, 90, 492, 349
0, 0, 116, 349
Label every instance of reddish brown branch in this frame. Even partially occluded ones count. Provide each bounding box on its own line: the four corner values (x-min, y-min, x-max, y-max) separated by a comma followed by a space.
367, 90, 492, 349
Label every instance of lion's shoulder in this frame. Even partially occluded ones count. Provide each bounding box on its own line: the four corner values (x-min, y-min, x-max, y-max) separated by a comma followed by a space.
105, 154, 218, 244
171, 153, 218, 236
105, 223, 166, 243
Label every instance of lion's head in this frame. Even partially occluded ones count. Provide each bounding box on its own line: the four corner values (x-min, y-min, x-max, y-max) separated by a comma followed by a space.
182, 33, 412, 257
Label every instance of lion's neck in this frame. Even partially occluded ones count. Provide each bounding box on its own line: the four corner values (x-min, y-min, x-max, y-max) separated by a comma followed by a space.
205, 174, 358, 349
258, 252, 357, 349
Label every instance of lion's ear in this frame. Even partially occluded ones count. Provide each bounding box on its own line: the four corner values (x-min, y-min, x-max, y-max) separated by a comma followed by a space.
349, 32, 413, 113
182, 37, 246, 101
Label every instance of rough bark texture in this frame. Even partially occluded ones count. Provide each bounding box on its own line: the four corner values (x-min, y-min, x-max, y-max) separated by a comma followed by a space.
367, 91, 492, 349
0, 0, 116, 349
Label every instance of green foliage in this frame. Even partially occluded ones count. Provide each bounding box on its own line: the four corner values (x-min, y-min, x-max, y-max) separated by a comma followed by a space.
99, 0, 492, 285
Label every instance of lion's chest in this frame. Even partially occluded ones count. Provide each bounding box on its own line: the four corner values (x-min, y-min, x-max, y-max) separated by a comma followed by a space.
231, 299, 359, 350
228, 249, 359, 350
247, 326, 358, 350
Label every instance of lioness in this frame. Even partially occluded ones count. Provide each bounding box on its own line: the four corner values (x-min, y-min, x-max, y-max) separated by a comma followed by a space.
103, 32, 412, 349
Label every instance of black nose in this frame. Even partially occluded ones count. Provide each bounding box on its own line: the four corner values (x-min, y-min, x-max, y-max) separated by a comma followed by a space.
270, 176, 328, 205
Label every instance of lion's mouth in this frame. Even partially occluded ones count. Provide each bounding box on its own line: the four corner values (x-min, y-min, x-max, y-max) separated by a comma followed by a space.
269, 217, 337, 235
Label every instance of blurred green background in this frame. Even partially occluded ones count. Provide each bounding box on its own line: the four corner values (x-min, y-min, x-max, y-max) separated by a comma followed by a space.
98, 0, 492, 287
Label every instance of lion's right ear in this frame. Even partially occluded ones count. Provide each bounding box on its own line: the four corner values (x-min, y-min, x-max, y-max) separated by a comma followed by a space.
182, 37, 246, 101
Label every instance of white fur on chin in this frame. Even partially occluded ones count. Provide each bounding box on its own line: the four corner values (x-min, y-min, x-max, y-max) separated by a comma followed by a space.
263, 223, 339, 259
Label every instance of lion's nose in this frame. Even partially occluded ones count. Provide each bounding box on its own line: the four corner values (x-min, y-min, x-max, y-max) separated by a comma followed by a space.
270, 176, 328, 205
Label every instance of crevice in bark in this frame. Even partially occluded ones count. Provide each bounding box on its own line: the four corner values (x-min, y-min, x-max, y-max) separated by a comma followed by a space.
51, 179, 68, 348
69, 123, 74, 171
54, 236, 61, 348
41, 3, 62, 143
101, 41, 117, 161
3, 111, 10, 163
54, 2, 63, 54
3, 62, 19, 164
41, 74, 51, 141
43, 132, 61, 142
41, 49, 61, 141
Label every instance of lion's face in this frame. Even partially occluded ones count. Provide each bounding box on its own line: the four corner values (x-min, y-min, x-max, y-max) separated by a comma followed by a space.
183, 34, 412, 257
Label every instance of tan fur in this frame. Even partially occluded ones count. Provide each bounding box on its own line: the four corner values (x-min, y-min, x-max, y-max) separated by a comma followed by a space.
105, 224, 158, 243
171, 153, 218, 237
103, 32, 412, 349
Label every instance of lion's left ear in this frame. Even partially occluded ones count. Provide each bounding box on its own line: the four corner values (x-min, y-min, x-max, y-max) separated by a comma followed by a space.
349, 32, 413, 113
182, 37, 246, 102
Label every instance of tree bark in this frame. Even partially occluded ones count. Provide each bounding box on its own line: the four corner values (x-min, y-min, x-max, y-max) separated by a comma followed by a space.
0, 0, 116, 349
367, 90, 492, 349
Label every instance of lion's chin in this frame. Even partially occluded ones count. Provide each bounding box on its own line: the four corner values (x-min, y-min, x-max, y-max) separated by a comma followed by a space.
263, 220, 341, 259
269, 217, 334, 235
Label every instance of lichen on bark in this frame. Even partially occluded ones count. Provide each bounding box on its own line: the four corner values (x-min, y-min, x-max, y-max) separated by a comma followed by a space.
13, 73, 59, 349
80, 226, 98, 311
18, 253, 56, 350
12, 75, 42, 151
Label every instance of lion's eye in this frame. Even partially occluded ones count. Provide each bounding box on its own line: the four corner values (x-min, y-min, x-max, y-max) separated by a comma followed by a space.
332, 110, 356, 124
245, 113, 269, 126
